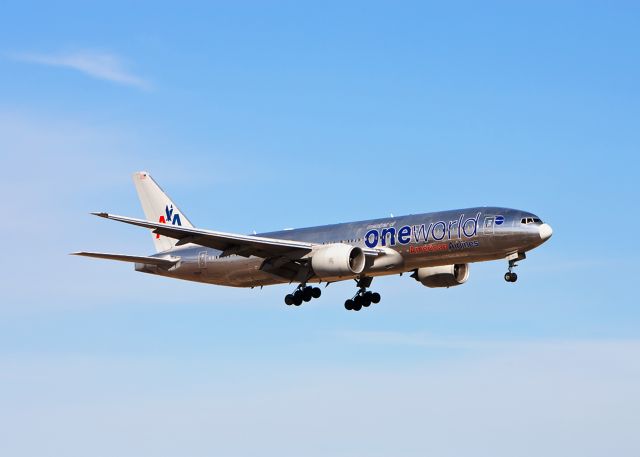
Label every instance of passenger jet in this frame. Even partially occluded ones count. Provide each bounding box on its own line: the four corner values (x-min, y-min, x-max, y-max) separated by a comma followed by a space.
74, 172, 553, 311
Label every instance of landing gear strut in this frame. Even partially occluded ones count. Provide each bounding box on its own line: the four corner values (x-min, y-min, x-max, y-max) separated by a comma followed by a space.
344, 277, 381, 311
284, 284, 321, 306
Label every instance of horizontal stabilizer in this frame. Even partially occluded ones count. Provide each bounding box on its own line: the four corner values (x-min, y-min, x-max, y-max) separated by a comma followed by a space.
71, 251, 180, 268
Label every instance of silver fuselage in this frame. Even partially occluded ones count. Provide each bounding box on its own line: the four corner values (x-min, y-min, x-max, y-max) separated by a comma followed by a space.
136, 207, 549, 287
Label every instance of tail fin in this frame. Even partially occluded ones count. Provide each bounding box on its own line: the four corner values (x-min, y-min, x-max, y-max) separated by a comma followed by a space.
132, 171, 194, 252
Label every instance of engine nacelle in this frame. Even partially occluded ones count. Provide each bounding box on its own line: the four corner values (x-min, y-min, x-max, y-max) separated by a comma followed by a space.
413, 264, 469, 288
311, 244, 366, 278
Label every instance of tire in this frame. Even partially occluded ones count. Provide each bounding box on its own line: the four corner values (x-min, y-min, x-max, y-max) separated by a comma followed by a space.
504, 272, 512, 282
362, 297, 371, 307
510, 273, 518, 282
370, 292, 381, 304
284, 294, 294, 306
311, 287, 322, 299
353, 301, 362, 311
294, 296, 302, 306
302, 288, 313, 302
345, 299, 354, 310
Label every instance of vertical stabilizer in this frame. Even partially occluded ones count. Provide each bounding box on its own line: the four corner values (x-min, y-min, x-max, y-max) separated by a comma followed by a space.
132, 171, 194, 252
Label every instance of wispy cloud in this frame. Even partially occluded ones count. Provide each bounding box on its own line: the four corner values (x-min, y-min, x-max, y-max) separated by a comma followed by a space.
339, 330, 470, 348
338, 330, 640, 351
9, 50, 150, 90
2, 339, 639, 456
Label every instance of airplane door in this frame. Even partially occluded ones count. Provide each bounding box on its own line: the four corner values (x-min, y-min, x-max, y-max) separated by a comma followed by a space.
198, 251, 208, 269
483, 216, 495, 235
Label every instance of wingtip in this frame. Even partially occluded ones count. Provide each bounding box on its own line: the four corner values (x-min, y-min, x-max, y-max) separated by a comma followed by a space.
91, 212, 109, 218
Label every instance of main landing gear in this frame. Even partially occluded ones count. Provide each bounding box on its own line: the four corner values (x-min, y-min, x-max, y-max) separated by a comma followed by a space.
344, 277, 381, 311
284, 284, 321, 306
344, 290, 381, 311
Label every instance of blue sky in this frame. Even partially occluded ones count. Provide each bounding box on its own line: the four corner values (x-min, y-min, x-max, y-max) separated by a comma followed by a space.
1, 1, 639, 456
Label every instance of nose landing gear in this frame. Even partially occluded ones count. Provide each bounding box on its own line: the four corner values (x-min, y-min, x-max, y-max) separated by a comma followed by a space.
285, 284, 321, 306
504, 252, 526, 283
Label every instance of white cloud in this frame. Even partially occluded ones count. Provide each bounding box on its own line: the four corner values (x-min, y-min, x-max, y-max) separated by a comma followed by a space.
1, 339, 639, 457
10, 50, 150, 89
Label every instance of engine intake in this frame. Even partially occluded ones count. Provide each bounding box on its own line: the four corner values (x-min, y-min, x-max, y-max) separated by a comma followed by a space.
413, 264, 469, 288
311, 244, 366, 279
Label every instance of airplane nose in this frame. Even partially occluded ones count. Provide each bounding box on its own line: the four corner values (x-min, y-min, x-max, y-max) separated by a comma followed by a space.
539, 223, 553, 241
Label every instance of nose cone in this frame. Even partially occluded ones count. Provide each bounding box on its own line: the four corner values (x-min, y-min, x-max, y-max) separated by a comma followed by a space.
539, 223, 553, 241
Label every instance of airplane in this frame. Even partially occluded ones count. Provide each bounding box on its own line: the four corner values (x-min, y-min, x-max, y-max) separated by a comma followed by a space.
74, 171, 553, 311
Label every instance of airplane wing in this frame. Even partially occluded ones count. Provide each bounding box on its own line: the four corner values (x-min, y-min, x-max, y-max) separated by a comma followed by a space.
72, 251, 180, 268
91, 212, 381, 259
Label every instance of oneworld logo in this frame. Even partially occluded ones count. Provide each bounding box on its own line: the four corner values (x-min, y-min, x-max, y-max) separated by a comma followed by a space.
156, 204, 182, 238
364, 212, 481, 249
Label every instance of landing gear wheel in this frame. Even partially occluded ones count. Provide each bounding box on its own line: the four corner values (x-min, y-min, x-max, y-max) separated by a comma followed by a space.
344, 299, 354, 310
284, 294, 294, 306
370, 292, 381, 304
311, 287, 322, 299
302, 287, 313, 302
504, 272, 518, 283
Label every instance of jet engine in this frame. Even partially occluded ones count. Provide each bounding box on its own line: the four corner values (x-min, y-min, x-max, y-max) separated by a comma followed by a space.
412, 264, 469, 288
311, 244, 366, 278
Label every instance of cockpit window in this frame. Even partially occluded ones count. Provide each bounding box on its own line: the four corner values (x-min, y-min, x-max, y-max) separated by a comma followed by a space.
521, 217, 543, 225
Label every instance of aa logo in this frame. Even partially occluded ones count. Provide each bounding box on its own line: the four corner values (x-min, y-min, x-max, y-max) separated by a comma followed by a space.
156, 205, 182, 238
